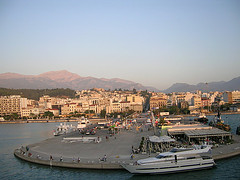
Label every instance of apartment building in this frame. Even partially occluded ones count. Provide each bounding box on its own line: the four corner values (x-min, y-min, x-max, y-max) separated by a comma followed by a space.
150, 96, 167, 110
0, 95, 27, 116
191, 95, 202, 109
21, 107, 45, 117
231, 91, 240, 104
223, 91, 240, 104
222, 91, 232, 103
201, 97, 211, 108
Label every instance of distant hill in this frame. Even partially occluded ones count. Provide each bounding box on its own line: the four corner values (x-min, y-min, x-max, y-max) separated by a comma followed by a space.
163, 76, 240, 93
0, 88, 76, 100
0, 70, 159, 91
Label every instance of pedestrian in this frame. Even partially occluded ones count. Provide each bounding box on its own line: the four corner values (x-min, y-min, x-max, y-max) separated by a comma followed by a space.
104, 155, 107, 162
130, 153, 133, 160
60, 156, 63, 162
50, 155, 53, 167
78, 157, 81, 163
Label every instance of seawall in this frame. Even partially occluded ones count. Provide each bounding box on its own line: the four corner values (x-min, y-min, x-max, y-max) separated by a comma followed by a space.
14, 149, 122, 170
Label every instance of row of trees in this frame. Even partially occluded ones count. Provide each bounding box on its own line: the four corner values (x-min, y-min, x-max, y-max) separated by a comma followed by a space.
153, 106, 190, 116
2, 111, 55, 121
66, 109, 135, 119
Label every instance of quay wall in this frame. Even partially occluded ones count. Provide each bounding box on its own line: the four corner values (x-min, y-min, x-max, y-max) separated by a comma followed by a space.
213, 150, 240, 161
0, 118, 106, 124
14, 149, 122, 170
14, 148, 240, 170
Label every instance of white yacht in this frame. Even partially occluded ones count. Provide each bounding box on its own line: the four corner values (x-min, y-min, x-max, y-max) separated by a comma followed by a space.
77, 117, 91, 129
122, 145, 215, 174
53, 122, 75, 136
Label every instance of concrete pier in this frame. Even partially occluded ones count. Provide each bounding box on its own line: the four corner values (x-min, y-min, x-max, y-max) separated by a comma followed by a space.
14, 128, 240, 170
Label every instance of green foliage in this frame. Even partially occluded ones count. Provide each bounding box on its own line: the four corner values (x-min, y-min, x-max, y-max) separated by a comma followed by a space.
110, 110, 135, 119
132, 88, 137, 94
0, 88, 75, 100
220, 103, 230, 111
100, 109, 106, 118
153, 106, 190, 115
180, 108, 190, 114
85, 110, 94, 114
43, 111, 54, 118
4, 113, 20, 121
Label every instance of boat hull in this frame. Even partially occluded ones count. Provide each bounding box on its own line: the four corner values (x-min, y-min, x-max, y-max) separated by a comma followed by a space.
122, 158, 215, 174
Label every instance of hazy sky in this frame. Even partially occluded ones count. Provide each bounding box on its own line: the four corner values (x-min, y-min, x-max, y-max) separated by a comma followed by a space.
1, 0, 240, 90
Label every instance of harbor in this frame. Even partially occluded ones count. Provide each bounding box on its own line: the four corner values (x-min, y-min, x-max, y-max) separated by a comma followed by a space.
14, 114, 240, 171
0, 114, 239, 179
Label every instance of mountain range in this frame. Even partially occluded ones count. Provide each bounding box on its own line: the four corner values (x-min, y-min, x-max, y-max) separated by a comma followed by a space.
0, 70, 239, 92
163, 76, 240, 93
0, 70, 158, 91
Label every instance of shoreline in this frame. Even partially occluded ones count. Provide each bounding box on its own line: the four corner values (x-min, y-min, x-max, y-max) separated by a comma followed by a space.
0, 118, 106, 124
14, 147, 240, 170
2, 111, 240, 124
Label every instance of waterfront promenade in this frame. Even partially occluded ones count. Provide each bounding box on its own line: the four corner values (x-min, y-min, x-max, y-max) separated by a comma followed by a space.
14, 126, 240, 170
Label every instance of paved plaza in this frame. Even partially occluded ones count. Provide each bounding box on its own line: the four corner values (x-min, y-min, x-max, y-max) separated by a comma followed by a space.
14, 120, 240, 169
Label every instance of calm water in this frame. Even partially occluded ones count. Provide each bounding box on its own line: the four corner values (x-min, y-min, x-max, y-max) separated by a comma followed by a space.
1, 115, 240, 180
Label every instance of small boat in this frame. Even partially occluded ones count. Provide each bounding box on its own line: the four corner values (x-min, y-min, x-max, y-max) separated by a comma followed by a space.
53, 122, 75, 136
209, 111, 231, 132
77, 117, 91, 129
194, 113, 208, 124
122, 145, 215, 174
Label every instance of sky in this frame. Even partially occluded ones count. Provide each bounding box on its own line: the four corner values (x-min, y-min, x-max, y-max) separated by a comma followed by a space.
0, 0, 240, 90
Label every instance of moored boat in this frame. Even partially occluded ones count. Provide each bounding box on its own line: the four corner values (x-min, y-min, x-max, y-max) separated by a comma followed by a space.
121, 145, 215, 174
236, 125, 240, 135
209, 111, 231, 132
53, 122, 75, 136
194, 113, 208, 124
77, 117, 91, 129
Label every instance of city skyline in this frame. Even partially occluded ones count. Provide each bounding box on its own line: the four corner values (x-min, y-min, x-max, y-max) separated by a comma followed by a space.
1, 0, 240, 89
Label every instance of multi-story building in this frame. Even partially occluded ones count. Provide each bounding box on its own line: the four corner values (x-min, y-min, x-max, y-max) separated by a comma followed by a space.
222, 91, 232, 103
231, 91, 240, 104
150, 96, 167, 110
21, 107, 45, 118
191, 95, 201, 109
223, 91, 240, 104
129, 104, 143, 112
0, 95, 27, 116
111, 101, 121, 112
201, 97, 211, 107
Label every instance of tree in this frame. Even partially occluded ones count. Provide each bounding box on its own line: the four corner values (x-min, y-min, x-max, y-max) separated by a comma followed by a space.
133, 88, 137, 94
169, 106, 180, 115
100, 110, 106, 118
43, 111, 54, 119
11, 113, 19, 120
85, 110, 94, 114
4, 113, 20, 121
